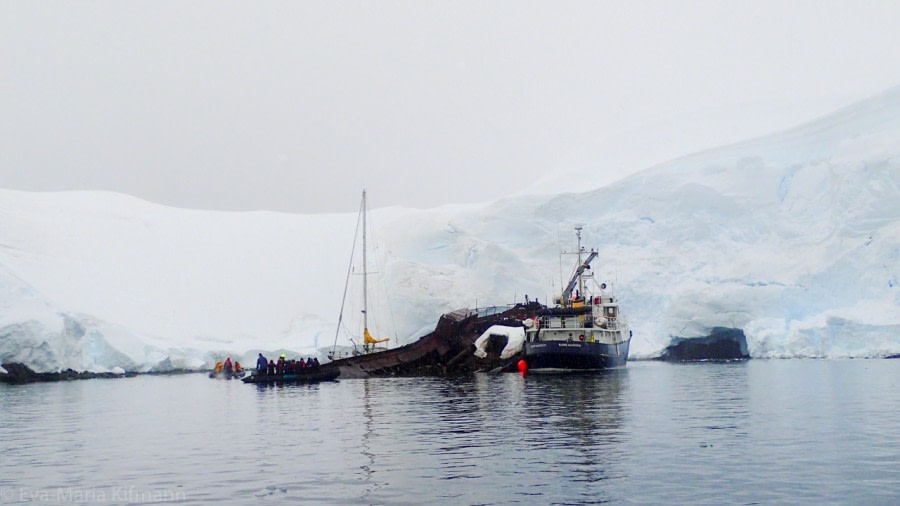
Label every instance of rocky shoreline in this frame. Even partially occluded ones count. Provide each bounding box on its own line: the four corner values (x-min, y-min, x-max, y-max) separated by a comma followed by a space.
0, 363, 202, 385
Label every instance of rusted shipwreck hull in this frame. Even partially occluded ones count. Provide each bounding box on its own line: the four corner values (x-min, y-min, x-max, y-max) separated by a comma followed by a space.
322, 303, 540, 378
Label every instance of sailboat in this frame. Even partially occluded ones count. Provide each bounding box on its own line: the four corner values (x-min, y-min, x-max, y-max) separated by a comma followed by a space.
329, 190, 391, 360
318, 191, 557, 377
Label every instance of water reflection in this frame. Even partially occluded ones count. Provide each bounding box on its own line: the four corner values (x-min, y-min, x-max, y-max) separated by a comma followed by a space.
359, 378, 380, 503
455, 370, 629, 503
532, 371, 628, 502
2, 361, 897, 504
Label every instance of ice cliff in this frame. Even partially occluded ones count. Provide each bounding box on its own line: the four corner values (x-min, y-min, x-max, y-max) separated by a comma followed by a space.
1, 87, 898, 371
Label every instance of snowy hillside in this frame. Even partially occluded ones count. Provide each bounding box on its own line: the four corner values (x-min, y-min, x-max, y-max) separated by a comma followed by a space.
2, 87, 899, 371
392, 86, 900, 359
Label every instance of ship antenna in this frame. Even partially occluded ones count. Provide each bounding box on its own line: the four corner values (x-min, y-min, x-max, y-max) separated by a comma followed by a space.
575, 225, 584, 298
558, 247, 564, 302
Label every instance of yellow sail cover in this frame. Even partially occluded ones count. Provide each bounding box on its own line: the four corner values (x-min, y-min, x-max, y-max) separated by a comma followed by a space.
364, 328, 389, 344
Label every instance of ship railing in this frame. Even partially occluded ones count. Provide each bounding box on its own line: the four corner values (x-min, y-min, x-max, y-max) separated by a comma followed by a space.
611, 316, 628, 329
475, 304, 516, 318
538, 315, 628, 330
540, 315, 588, 329
599, 316, 627, 330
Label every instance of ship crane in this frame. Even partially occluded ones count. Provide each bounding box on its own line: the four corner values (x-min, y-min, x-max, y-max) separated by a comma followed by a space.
561, 250, 598, 304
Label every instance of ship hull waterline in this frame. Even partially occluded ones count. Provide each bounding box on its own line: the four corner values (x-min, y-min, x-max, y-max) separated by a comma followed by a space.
523, 338, 631, 371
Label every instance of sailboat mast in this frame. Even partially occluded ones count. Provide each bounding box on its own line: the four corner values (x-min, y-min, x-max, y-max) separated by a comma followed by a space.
362, 189, 368, 336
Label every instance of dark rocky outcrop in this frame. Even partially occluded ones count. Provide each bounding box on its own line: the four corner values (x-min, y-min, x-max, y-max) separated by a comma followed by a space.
657, 328, 750, 361
0, 363, 134, 384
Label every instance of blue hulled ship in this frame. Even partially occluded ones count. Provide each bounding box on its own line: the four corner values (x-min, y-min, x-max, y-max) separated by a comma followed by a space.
522, 227, 631, 371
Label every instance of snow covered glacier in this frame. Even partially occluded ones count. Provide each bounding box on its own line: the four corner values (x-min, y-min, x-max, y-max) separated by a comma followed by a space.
1, 87, 898, 372
398, 86, 899, 360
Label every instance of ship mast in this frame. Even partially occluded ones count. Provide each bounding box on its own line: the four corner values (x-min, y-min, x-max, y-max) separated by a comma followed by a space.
362, 189, 369, 351
576, 225, 584, 298
560, 226, 596, 305
329, 189, 391, 359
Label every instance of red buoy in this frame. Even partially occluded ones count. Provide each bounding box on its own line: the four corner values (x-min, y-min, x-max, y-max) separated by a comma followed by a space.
517, 359, 528, 374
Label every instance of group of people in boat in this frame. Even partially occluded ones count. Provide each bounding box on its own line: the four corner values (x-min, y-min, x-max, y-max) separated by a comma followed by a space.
213, 357, 243, 375
255, 353, 319, 376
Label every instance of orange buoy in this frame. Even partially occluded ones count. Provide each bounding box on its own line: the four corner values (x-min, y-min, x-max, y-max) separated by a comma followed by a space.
517, 359, 528, 374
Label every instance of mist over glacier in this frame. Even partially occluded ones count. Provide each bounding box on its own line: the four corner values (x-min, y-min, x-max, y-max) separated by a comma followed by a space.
2, 88, 898, 372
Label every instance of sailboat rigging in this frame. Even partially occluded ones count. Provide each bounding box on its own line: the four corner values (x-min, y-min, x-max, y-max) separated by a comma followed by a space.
329, 190, 390, 360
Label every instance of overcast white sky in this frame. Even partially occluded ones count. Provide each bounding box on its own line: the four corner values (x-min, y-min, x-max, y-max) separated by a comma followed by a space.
2, 1, 900, 213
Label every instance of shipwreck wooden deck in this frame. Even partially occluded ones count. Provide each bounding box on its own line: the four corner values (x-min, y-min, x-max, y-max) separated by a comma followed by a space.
321, 303, 541, 377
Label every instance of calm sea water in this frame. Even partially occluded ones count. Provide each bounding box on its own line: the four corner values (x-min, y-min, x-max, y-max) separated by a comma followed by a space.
1, 360, 898, 505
